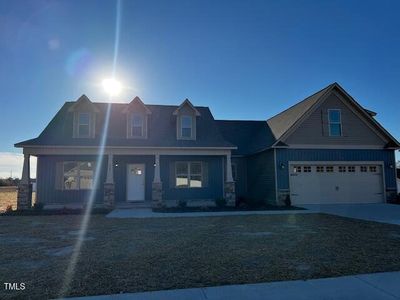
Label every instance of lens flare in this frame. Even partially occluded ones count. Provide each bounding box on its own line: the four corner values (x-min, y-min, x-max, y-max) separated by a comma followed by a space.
102, 78, 122, 96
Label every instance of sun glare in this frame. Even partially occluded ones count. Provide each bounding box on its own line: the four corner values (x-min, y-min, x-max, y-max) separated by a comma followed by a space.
102, 78, 122, 96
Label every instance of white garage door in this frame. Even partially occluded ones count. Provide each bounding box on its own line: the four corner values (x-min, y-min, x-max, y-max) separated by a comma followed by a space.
289, 163, 384, 204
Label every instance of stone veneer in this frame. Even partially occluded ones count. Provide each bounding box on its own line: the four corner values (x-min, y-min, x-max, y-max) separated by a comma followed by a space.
224, 181, 236, 207
17, 184, 32, 210
152, 182, 164, 208
103, 183, 115, 208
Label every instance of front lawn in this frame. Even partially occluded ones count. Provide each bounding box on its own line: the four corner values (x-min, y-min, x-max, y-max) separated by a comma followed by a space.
1, 213, 400, 299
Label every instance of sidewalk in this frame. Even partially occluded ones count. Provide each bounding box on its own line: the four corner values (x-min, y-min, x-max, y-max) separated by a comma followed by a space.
69, 271, 400, 300
106, 208, 314, 218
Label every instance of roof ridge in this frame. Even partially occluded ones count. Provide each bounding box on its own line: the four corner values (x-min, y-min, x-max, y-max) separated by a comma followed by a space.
266, 82, 335, 122
216, 119, 267, 122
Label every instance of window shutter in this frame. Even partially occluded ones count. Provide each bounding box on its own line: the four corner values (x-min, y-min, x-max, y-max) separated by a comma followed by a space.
169, 162, 175, 188
202, 162, 208, 187
55, 162, 64, 190
321, 110, 328, 136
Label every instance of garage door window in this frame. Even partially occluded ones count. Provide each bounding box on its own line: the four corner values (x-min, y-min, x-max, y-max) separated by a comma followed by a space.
326, 166, 334, 172
338, 166, 346, 172
360, 166, 367, 172
316, 166, 324, 172
293, 166, 302, 173
303, 166, 311, 172
348, 166, 355, 172
369, 166, 377, 172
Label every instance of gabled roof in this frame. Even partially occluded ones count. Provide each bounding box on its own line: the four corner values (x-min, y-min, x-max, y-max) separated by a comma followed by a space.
216, 120, 276, 155
173, 99, 201, 116
67, 94, 100, 113
267, 83, 334, 141
267, 82, 400, 148
15, 102, 234, 149
121, 96, 152, 115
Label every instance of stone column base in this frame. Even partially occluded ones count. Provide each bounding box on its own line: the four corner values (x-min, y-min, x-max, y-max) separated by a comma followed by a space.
104, 183, 115, 209
152, 182, 164, 208
224, 181, 236, 207
17, 184, 32, 210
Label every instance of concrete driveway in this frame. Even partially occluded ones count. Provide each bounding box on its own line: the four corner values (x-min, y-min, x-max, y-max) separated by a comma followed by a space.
302, 203, 400, 225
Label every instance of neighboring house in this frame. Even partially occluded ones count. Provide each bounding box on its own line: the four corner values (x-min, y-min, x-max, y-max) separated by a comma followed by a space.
15, 83, 400, 210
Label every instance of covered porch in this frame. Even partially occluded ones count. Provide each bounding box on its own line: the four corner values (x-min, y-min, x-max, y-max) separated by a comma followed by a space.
17, 147, 236, 210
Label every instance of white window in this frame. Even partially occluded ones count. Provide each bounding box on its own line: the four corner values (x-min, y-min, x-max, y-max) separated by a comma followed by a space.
293, 166, 302, 173
181, 115, 193, 138
63, 161, 95, 190
175, 162, 202, 188
326, 166, 334, 173
328, 109, 342, 137
78, 113, 90, 137
131, 113, 144, 137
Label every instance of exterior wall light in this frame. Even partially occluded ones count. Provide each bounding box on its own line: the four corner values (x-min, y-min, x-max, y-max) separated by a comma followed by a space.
280, 163, 285, 169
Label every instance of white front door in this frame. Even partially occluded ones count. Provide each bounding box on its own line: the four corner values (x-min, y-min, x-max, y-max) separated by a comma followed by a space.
127, 164, 145, 202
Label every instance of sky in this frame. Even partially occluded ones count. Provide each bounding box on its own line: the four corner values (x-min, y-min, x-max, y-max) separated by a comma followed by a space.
0, 0, 399, 178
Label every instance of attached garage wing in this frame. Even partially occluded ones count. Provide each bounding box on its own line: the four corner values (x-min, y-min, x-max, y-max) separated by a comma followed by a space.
289, 162, 384, 205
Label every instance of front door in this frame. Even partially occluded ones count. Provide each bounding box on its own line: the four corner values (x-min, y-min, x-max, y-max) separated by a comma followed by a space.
126, 164, 145, 202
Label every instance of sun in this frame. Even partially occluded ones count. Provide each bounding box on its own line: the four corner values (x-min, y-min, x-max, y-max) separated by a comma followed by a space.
102, 78, 122, 97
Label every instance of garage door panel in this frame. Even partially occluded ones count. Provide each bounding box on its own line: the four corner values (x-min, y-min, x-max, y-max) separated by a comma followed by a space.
289, 164, 383, 205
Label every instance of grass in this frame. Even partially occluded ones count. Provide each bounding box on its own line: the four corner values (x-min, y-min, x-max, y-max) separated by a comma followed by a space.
0, 187, 36, 212
1, 213, 400, 299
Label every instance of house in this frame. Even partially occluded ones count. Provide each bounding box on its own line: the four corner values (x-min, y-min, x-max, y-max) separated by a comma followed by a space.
15, 83, 399, 210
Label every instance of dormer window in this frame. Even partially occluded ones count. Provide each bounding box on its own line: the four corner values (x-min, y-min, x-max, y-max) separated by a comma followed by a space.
131, 113, 144, 138
78, 113, 90, 137
181, 115, 193, 138
328, 109, 342, 136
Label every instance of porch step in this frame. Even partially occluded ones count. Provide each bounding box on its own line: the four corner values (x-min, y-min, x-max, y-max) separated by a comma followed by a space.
116, 202, 152, 209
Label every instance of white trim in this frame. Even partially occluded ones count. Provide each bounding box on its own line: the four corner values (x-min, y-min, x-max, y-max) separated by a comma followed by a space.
23, 146, 234, 156
327, 108, 342, 137
273, 148, 278, 203
286, 144, 385, 149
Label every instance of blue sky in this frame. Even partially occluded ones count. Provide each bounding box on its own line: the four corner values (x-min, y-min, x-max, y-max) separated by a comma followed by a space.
0, 0, 399, 177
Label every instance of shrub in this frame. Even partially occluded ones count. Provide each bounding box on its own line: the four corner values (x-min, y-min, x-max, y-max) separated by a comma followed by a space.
215, 198, 226, 208
284, 195, 291, 207
247, 197, 264, 208
33, 202, 44, 210
177, 199, 187, 208
5, 205, 13, 213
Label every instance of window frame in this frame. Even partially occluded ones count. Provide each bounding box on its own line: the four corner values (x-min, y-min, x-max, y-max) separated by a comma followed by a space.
130, 113, 145, 138
328, 109, 342, 137
175, 161, 203, 188
62, 161, 95, 190
180, 115, 193, 139
78, 112, 91, 138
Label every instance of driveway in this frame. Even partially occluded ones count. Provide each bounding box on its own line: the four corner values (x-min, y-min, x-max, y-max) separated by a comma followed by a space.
302, 203, 400, 225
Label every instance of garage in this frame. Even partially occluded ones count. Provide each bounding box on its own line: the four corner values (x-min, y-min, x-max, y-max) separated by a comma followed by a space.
289, 162, 384, 204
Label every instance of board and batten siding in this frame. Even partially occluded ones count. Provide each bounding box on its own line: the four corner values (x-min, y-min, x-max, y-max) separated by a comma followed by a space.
284, 92, 386, 146
246, 149, 277, 204
276, 148, 397, 200
36, 155, 107, 205
160, 155, 223, 202
113, 155, 155, 202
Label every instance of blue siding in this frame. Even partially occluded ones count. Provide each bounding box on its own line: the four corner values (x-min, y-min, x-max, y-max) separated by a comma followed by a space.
232, 157, 247, 198
276, 148, 397, 191
160, 155, 223, 201
246, 150, 276, 204
36, 155, 107, 205
113, 155, 155, 202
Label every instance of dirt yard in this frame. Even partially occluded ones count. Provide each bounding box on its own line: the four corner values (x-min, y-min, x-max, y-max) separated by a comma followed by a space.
0, 187, 36, 211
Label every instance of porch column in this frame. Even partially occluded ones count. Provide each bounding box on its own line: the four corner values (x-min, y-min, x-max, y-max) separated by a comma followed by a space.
17, 154, 32, 210
104, 153, 115, 209
224, 152, 236, 207
152, 153, 164, 208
